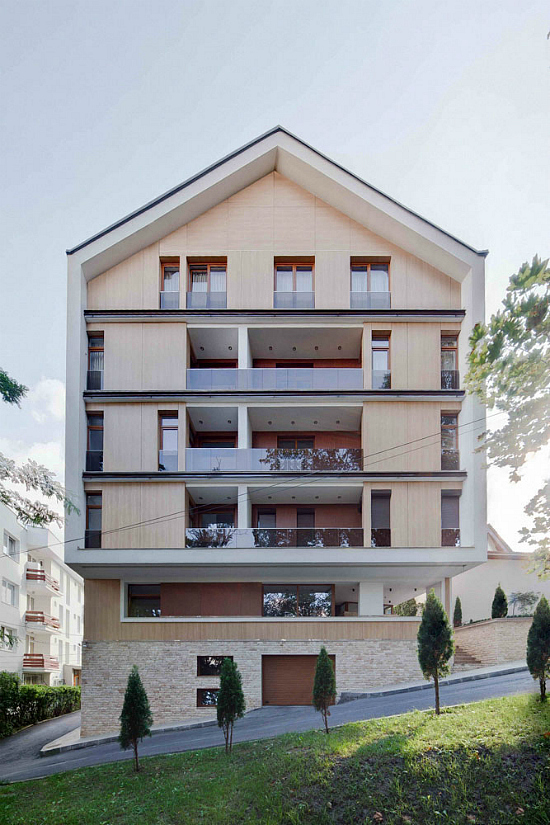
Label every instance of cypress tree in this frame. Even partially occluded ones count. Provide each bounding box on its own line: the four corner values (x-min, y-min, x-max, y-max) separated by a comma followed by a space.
526, 596, 550, 701
118, 665, 153, 771
312, 646, 337, 733
491, 584, 508, 618
417, 590, 454, 714
453, 596, 462, 628
217, 658, 245, 753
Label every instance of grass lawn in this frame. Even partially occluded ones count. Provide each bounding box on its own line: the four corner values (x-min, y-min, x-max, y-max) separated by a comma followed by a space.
1, 694, 549, 825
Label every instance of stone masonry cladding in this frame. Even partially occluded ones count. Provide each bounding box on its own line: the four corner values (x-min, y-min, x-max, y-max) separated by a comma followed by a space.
454, 617, 531, 666
81, 639, 422, 736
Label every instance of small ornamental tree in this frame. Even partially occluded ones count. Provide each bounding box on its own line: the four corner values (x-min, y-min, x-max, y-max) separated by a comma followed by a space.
453, 597, 463, 628
217, 658, 245, 753
417, 590, 454, 714
312, 646, 336, 733
118, 665, 153, 771
394, 598, 418, 617
526, 596, 550, 701
492, 585, 508, 619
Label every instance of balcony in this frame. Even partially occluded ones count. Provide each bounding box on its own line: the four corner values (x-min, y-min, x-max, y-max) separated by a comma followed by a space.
185, 527, 364, 548
442, 528, 461, 547
350, 291, 391, 309
372, 370, 391, 390
86, 450, 103, 471
25, 566, 61, 595
25, 611, 61, 634
22, 654, 59, 672
441, 370, 460, 390
185, 448, 363, 473
186, 292, 227, 309
159, 450, 178, 472
371, 528, 391, 548
441, 449, 460, 471
85, 530, 102, 549
160, 291, 179, 309
186, 368, 364, 392
273, 292, 315, 309
86, 370, 103, 390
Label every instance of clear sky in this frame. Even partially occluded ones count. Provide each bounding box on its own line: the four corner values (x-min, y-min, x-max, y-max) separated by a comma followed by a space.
0, 0, 548, 547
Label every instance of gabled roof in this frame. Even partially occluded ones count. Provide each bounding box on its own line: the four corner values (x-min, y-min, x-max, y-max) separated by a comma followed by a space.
487, 524, 530, 558
67, 126, 487, 281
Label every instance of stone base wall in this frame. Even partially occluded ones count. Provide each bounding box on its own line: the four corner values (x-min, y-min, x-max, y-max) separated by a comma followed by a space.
81, 638, 423, 736
454, 618, 532, 666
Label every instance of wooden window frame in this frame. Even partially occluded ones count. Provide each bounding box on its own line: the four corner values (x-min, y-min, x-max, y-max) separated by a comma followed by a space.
195, 433, 237, 448
127, 584, 161, 618
441, 335, 458, 363
85, 493, 102, 530
274, 261, 315, 294
276, 435, 315, 449
159, 412, 178, 452
87, 333, 104, 371
193, 505, 236, 529
188, 261, 227, 294
441, 412, 459, 451
160, 260, 180, 292
86, 414, 103, 451
371, 334, 391, 368
350, 260, 391, 292
197, 655, 233, 677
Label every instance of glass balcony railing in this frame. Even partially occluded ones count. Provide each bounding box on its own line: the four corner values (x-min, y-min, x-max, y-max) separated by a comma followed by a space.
441, 449, 460, 470
441, 370, 460, 389
371, 528, 391, 548
85, 530, 102, 549
186, 292, 227, 309
85, 450, 103, 471
187, 368, 364, 392
160, 291, 179, 309
159, 450, 178, 471
350, 291, 391, 309
442, 528, 461, 547
185, 527, 364, 549
372, 370, 391, 389
86, 370, 103, 390
185, 448, 363, 473
273, 292, 315, 309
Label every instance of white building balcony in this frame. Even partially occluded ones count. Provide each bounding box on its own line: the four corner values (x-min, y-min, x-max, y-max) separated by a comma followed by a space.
25, 565, 62, 596
25, 611, 62, 635
22, 654, 60, 672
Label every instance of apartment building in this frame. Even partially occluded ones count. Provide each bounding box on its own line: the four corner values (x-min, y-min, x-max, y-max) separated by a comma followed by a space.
0, 501, 84, 686
65, 127, 487, 735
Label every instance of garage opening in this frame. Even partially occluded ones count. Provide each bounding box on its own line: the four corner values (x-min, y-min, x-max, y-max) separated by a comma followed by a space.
262, 654, 336, 705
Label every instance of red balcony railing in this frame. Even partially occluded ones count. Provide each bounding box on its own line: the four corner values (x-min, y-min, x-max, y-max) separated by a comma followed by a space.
23, 654, 59, 670
26, 567, 60, 592
25, 611, 61, 630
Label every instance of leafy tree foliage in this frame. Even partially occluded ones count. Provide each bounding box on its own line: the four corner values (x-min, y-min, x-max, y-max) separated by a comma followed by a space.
509, 590, 540, 616
417, 590, 454, 714
491, 585, 508, 619
465, 256, 550, 578
118, 666, 153, 771
453, 596, 463, 628
312, 646, 337, 733
526, 596, 550, 701
0, 368, 28, 406
217, 658, 245, 753
394, 598, 419, 616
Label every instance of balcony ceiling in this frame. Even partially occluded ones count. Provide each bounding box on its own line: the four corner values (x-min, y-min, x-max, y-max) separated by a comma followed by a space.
187, 406, 238, 432
247, 326, 362, 359
185, 483, 363, 506
247, 405, 362, 431
188, 327, 238, 359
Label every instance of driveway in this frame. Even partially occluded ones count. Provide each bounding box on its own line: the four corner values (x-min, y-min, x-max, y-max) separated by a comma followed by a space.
0, 670, 535, 783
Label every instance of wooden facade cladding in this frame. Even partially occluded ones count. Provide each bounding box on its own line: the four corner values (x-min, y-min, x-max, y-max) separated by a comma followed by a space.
161, 582, 263, 617
84, 580, 420, 641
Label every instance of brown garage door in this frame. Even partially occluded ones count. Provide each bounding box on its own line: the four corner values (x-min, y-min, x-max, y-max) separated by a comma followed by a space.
262, 655, 336, 705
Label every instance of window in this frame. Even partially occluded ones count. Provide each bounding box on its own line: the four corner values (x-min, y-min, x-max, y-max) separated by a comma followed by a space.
66, 608, 70, 635
160, 261, 180, 309
441, 493, 460, 546
441, 336, 459, 389
441, 414, 459, 470
85, 493, 102, 548
277, 437, 315, 450
127, 584, 161, 617
197, 688, 219, 707
350, 262, 390, 308
2, 579, 18, 607
3, 531, 17, 558
86, 414, 103, 471
0, 625, 17, 651
87, 333, 104, 389
371, 491, 391, 547
274, 263, 314, 308
372, 335, 391, 389
197, 656, 233, 676
187, 262, 227, 309
262, 585, 332, 617
199, 510, 235, 528
159, 412, 178, 471
66, 580, 71, 605
256, 509, 276, 529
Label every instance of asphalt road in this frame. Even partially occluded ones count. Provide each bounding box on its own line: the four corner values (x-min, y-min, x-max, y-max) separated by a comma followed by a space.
0, 670, 535, 783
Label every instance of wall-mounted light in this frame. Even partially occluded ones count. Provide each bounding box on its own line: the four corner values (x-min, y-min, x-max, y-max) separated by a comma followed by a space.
200, 346, 204, 351
228, 346, 233, 351
313, 420, 318, 425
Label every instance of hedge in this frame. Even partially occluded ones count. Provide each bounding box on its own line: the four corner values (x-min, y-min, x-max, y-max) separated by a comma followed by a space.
0, 671, 81, 738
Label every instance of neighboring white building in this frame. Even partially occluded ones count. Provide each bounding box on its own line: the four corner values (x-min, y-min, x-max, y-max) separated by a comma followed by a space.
0, 501, 84, 686
452, 524, 550, 623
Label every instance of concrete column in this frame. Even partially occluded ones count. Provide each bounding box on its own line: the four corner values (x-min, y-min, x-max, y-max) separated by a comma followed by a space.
238, 326, 251, 370
237, 485, 251, 529
238, 405, 251, 449
358, 581, 384, 616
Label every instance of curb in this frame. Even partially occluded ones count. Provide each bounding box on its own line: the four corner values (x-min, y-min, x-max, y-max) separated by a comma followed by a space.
338, 664, 528, 703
